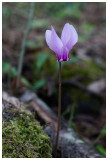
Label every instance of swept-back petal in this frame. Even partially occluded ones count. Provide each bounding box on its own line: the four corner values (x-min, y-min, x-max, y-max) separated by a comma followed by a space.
45, 26, 63, 56
45, 30, 52, 49
61, 23, 78, 51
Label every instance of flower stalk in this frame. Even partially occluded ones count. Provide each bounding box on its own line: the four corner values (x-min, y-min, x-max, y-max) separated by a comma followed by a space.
54, 62, 61, 157
45, 23, 78, 157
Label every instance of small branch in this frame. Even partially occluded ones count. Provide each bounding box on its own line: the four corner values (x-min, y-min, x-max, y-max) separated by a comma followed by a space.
54, 62, 61, 157
17, 2, 35, 84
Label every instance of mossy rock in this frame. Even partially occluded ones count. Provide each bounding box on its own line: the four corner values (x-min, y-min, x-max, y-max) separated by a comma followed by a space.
2, 106, 52, 158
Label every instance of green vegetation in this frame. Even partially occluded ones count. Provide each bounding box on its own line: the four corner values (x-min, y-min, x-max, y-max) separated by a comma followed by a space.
2, 61, 17, 78
96, 144, 106, 156
94, 125, 106, 156
2, 108, 52, 158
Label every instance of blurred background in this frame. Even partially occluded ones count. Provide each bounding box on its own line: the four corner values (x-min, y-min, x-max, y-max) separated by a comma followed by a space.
2, 2, 106, 156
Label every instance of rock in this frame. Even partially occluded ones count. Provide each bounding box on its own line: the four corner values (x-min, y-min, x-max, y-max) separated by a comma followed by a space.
19, 89, 37, 102
87, 78, 106, 94
44, 126, 103, 158
76, 48, 104, 68
76, 48, 91, 60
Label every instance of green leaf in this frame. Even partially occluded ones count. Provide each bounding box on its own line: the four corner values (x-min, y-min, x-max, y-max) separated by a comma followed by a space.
78, 35, 87, 42
79, 23, 96, 42
36, 53, 49, 70
62, 56, 79, 65
82, 23, 95, 33
33, 79, 46, 90
101, 125, 106, 136
56, 3, 82, 19
21, 77, 31, 87
2, 62, 17, 78
26, 40, 36, 48
96, 144, 106, 156
70, 56, 80, 63
11, 67, 17, 77
2, 7, 12, 17
2, 61, 10, 73
32, 19, 49, 28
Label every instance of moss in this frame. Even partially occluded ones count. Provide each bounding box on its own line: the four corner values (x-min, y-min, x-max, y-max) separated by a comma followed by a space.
84, 60, 106, 79
2, 109, 52, 158
61, 59, 105, 86
70, 87, 99, 103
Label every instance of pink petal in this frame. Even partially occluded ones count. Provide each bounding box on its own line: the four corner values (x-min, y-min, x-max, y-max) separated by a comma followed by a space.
45, 30, 52, 49
45, 26, 63, 56
61, 23, 78, 51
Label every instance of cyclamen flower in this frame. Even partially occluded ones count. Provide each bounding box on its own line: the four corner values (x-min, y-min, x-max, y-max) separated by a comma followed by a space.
45, 23, 78, 62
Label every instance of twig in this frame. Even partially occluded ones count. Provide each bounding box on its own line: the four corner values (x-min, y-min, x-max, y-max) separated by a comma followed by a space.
54, 62, 61, 157
17, 2, 35, 84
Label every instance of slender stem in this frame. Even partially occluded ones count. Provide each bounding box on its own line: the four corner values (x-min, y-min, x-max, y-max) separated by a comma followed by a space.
54, 62, 61, 157
17, 2, 35, 84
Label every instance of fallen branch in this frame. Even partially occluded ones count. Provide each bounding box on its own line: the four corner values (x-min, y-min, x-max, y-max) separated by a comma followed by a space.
19, 89, 103, 158
62, 78, 105, 97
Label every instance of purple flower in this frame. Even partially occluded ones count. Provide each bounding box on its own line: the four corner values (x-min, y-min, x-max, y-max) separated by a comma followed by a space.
45, 23, 78, 62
